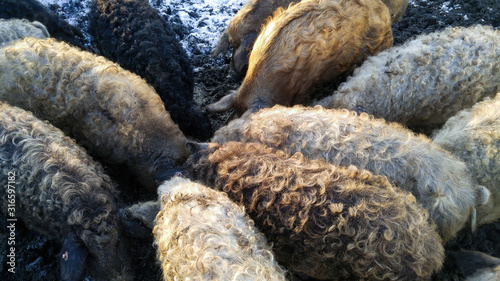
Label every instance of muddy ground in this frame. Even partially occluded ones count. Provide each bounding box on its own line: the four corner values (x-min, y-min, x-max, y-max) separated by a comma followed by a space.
1, 0, 499, 280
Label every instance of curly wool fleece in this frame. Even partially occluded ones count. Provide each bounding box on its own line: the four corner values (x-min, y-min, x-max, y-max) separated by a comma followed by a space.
0, 101, 132, 280
187, 141, 444, 280
0, 18, 49, 46
153, 176, 287, 281
212, 105, 489, 242
0, 37, 191, 191
315, 25, 500, 125
433, 93, 500, 226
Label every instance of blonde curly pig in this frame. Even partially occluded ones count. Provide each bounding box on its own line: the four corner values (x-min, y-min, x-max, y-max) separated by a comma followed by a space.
153, 176, 288, 281
0, 102, 132, 281
433, 93, 500, 226
314, 25, 500, 126
0, 18, 49, 46
0, 37, 190, 191
211, 105, 490, 242
187, 141, 445, 280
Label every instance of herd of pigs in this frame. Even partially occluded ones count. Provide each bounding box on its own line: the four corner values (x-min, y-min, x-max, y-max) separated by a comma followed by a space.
0, 0, 499, 280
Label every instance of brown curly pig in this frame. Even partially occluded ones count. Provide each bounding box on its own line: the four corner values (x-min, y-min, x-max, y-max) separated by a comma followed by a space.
211, 105, 490, 242
0, 102, 132, 281
207, 0, 393, 117
152, 176, 288, 281
212, 0, 299, 80
0, 37, 191, 191
433, 93, 500, 226
186, 141, 444, 280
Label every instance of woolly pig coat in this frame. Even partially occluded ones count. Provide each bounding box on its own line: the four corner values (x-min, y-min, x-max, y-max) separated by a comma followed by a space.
433, 93, 500, 226
0, 102, 131, 280
153, 177, 287, 281
315, 25, 500, 125
0, 18, 49, 46
212, 105, 488, 241
208, 0, 393, 116
89, 0, 213, 140
0, 38, 191, 191
0, 0, 86, 49
187, 141, 444, 280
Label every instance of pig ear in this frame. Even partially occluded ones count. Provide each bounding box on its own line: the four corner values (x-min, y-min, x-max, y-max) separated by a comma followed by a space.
207, 91, 236, 113
230, 33, 258, 79
475, 185, 490, 207
60, 233, 88, 281
469, 185, 491, 231
32, 21, 51, 37
212, 31, 230, 58
118, 201, 160, 239
449, 250, 500, 277
186, 139, 209, 154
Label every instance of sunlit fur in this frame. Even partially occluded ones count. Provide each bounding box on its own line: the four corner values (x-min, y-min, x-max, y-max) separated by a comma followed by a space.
212, 105, 488, 242
187, 142, 444, 280
212, 0, 298, 79
0, 38, 191, 191
433, 93, 500, 226
0, 18, 49, 46
213, 0, 407, 80
89, 0, 213, 140
231, 0, 393, 116
153, 176, 288, 281
315, 25, 500, 126
0, 102, 132, 280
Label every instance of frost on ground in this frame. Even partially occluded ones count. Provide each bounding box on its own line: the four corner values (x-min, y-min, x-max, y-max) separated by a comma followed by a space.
149, 0, 246, 56
37, 0, 93, 47
39, 0, 247, 56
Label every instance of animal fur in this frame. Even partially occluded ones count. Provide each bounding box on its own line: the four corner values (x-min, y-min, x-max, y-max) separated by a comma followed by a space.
0, 37, 191, 191
314, 25, 500, 126
153, 176, 288, 281
433, 93, 500, 226
0, 0, 86, 50
211, 0, 299, 80
0, 102, 132, 281
207, 0, 393, 116
0, 18, 49, 46
89, 0, 213, 140
212, 105, 490, 242
212, 0, 408, 80
186, 141, 445, 280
